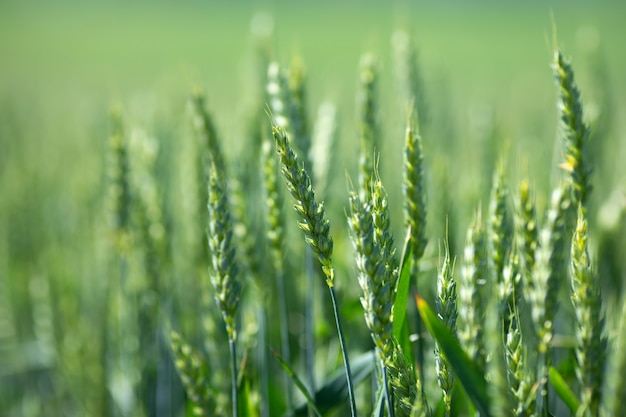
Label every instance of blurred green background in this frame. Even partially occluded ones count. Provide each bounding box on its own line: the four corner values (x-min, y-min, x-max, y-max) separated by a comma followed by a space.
1, 1, 625, 416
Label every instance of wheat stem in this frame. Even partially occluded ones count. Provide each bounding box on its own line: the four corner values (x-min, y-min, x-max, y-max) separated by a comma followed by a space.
272, 125, 356, 416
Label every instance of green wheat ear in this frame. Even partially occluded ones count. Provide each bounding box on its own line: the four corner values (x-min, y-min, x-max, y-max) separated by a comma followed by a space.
488, 163, 512, 284
272, 123, 357, 416
347, 188, 395, 361
459, 208, 488, 369
207, 165, 241, 342
530, 185, 571, 353
107, 107, 131, 254
169, 330, 218, 417
570, 206, 607, 416
190, 90, 226, 177
387, 341, 428, 417
272, 125, 334, 285
357, 52, 379, 200
347, 183, 397, 416
403, 107, 428, 267
553, 49, 592, 210
517, 180, 538, 307
434, 240, 457, 415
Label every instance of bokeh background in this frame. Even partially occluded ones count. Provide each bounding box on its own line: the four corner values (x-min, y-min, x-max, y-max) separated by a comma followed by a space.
1, 1, 625, 416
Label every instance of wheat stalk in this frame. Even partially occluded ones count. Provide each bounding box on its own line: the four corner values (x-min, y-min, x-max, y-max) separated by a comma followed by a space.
570, 206, 607, 416
272, 125, 356, 416
553, 50, 592, 211
434, 241, 457, 416
206, 163, 242, 416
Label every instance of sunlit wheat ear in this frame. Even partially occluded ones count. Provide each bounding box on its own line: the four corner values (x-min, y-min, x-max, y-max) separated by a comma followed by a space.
272, 125, 334, 285
459, 209, 488, 369
530, 185, 571, 353
272, 124, 357, 416
403, 108, 428, 268
488, 163, 513, 284
169, 331, 218, 417
517, 180, 538, 307
601, 303, 626, 417
347, 186, 396, 415
554, 49, 592, 211
311, 101, 337, 197
347, 189, 394, 361
207, 165, 241, 342
107, 107, 132, 254
570, 206, 607, 416
190, 90, 226, 176
357, 53, 379, 200
435, 241, 457, 415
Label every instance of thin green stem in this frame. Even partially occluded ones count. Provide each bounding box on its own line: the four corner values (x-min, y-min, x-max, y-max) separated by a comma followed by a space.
229, 338, 239, 417
258, 308, 270, 417
305, 246, 316, 393
328, 286, 357, 417
275, 268, 293, 407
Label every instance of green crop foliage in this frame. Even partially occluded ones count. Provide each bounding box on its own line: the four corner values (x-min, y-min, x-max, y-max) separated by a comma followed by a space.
1, 3, 626, 417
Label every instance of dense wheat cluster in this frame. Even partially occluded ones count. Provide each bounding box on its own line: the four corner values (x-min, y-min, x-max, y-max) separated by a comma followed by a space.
2, 3, 626, 417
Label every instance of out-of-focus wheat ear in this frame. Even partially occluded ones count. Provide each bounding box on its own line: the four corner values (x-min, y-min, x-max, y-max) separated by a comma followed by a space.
272, 125, 356, 416
459, 208, 488, 370
287, 57, 311, 163
107, 107, 132, 255
357, 53, 379, 200
207, 163, 242, 416
404, 107, 428, 268
391, 30, 428, 123
488, 163, 513, 284
484, 285, 514, 417
505, 309, 535, 417
262, 137, 286, 285
553, 49, 592, 211
169, 330, 218, 417
207, 165, 241, 343
601, 302, 626, 417
311, 101, 337, 198
435, 240, 457, 416
261, 137, 293, 406
29, 274, 56, 363
570, 206, 607, 416
529, 185, 571, 353
516, 180, 538, 308
499, 250, 522, 334
129, 129, 169, 282
529, 185, 571, 413
0, 236, 16, 352
387, 341, 428, 417
190, 90, 226, 177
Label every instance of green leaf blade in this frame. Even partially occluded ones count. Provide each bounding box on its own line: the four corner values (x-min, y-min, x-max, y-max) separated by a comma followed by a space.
415, 294, 492, 417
